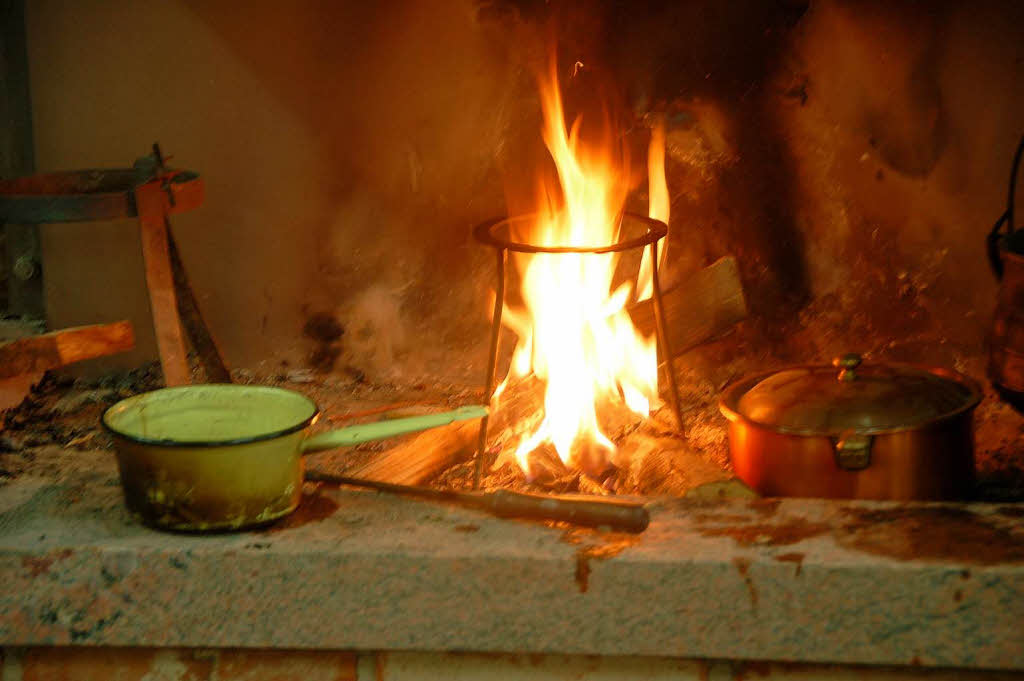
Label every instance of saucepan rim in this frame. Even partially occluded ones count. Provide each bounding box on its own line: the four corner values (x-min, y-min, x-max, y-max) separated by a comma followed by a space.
101, 384, 320, 448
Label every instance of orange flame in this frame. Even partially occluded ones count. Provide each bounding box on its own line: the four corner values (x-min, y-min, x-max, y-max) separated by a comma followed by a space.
637, 114, 669, 300
497, 58, 666, 476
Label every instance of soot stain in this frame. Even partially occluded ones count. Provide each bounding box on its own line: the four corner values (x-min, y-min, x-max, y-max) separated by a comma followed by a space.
303, 313, 344, 343
561, 528, 641, 594
693, 504, 1024, 566
733, 557, 759, 609
696, 519, 831, 547
733, 661, 773, 679
575, 553, 591, 593
836, 506, 1024, 565
748, 498, 782, 516
774, 552, 805, 576
690, 513, 754, 524
303, 312, 345, 372
264, 492, 339, 533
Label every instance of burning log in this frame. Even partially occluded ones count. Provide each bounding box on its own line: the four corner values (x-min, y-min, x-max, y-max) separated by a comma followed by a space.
613, 433, 729, 497
350, 255, 746, 488
345, 378, 543, 486
343, 419, 478, 486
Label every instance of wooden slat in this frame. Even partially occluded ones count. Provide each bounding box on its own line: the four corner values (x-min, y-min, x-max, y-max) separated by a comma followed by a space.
135, 182, 190, 386
628, 255, 747, 357
166, 227, 231, 383
0, 320, 134, 379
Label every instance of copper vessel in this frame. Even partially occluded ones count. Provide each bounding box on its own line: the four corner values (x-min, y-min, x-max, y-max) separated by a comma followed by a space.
987, 134, 1024, 409
719, 354, 982, 500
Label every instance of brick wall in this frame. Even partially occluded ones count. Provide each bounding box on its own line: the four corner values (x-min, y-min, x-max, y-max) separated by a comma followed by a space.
2, 649, 1022, 681
0, 648, 356, 681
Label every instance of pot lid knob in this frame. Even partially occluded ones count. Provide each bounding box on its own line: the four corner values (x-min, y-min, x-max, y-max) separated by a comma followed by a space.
833, 353, 862, 382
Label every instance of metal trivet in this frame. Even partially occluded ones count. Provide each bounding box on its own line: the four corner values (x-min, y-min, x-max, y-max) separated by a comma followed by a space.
471, 212, 683, 488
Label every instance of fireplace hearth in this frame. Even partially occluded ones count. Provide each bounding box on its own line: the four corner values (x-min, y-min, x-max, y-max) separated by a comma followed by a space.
3, 0, 1024, 678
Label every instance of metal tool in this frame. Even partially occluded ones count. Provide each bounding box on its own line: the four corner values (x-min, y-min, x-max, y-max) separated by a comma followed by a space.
306, 469, 651, 533
471, 213, 683, 489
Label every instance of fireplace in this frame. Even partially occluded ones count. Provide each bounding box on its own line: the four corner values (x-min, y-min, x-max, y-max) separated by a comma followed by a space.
2, 1, 1024, 678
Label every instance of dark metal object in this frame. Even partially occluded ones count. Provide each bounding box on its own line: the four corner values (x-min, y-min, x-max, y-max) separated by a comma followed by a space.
473, 246, 505, 489
987, 134, 1024, 280
0, 159, 202, 224
307, 469, 650, 533
649, 239, 683, 431
719, 355, 982, 500
471, 213, 683, 489
0, 147, 231, 383
987, 134, 1024, 409
474, 212, 667, 254
1, 0, 43, 319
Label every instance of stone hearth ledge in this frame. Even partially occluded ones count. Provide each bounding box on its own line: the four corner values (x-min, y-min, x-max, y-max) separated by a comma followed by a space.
0, 470, 1022, 671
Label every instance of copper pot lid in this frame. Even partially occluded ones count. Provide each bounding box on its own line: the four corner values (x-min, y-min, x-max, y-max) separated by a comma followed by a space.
722, 354, 982, 435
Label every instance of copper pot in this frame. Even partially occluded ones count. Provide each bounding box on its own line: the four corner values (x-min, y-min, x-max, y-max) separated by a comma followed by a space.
987, 134, 1024, 409
719, 354, 982, 500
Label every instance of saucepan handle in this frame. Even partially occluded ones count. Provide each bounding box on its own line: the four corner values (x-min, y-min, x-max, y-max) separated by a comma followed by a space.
299, 405, 488, 454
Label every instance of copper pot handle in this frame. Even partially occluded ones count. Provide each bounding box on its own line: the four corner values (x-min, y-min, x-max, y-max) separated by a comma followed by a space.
832, 353, 862, 381
988, 133, 1024, 281
834, 432, 873, 471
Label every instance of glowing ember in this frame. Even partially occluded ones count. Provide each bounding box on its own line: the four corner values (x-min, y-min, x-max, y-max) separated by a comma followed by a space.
495, 57, 670, 476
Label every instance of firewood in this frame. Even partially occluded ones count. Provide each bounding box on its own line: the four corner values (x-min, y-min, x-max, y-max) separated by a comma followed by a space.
615, 433, 729, 497
629, 255, 747, 356
342, 418, 478, 486
350, 258, 745, 486
684, 478, 759, 500
345, 377, 544, 486
0, 320, 135, 380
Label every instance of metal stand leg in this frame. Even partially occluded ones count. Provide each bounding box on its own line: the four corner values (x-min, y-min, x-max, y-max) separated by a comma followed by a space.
650, 241, 684, 431
474, 247, 507, 489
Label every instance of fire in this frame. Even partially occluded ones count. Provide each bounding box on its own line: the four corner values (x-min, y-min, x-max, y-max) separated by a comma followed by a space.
496, 57, 669, 476
637, 114, 669, 300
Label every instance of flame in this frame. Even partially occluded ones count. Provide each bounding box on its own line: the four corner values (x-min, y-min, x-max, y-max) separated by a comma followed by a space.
637, 113, 669, 300
497, 58, 665, 476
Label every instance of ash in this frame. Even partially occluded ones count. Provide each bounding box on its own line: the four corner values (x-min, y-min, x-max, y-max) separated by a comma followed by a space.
3, 302, 1024, 502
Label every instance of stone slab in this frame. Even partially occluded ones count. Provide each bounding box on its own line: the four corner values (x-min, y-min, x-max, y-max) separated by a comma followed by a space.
0, 466, 1022, 671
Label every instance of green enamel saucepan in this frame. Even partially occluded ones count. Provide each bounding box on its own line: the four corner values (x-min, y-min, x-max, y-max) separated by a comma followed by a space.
101, 384, 487, 531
